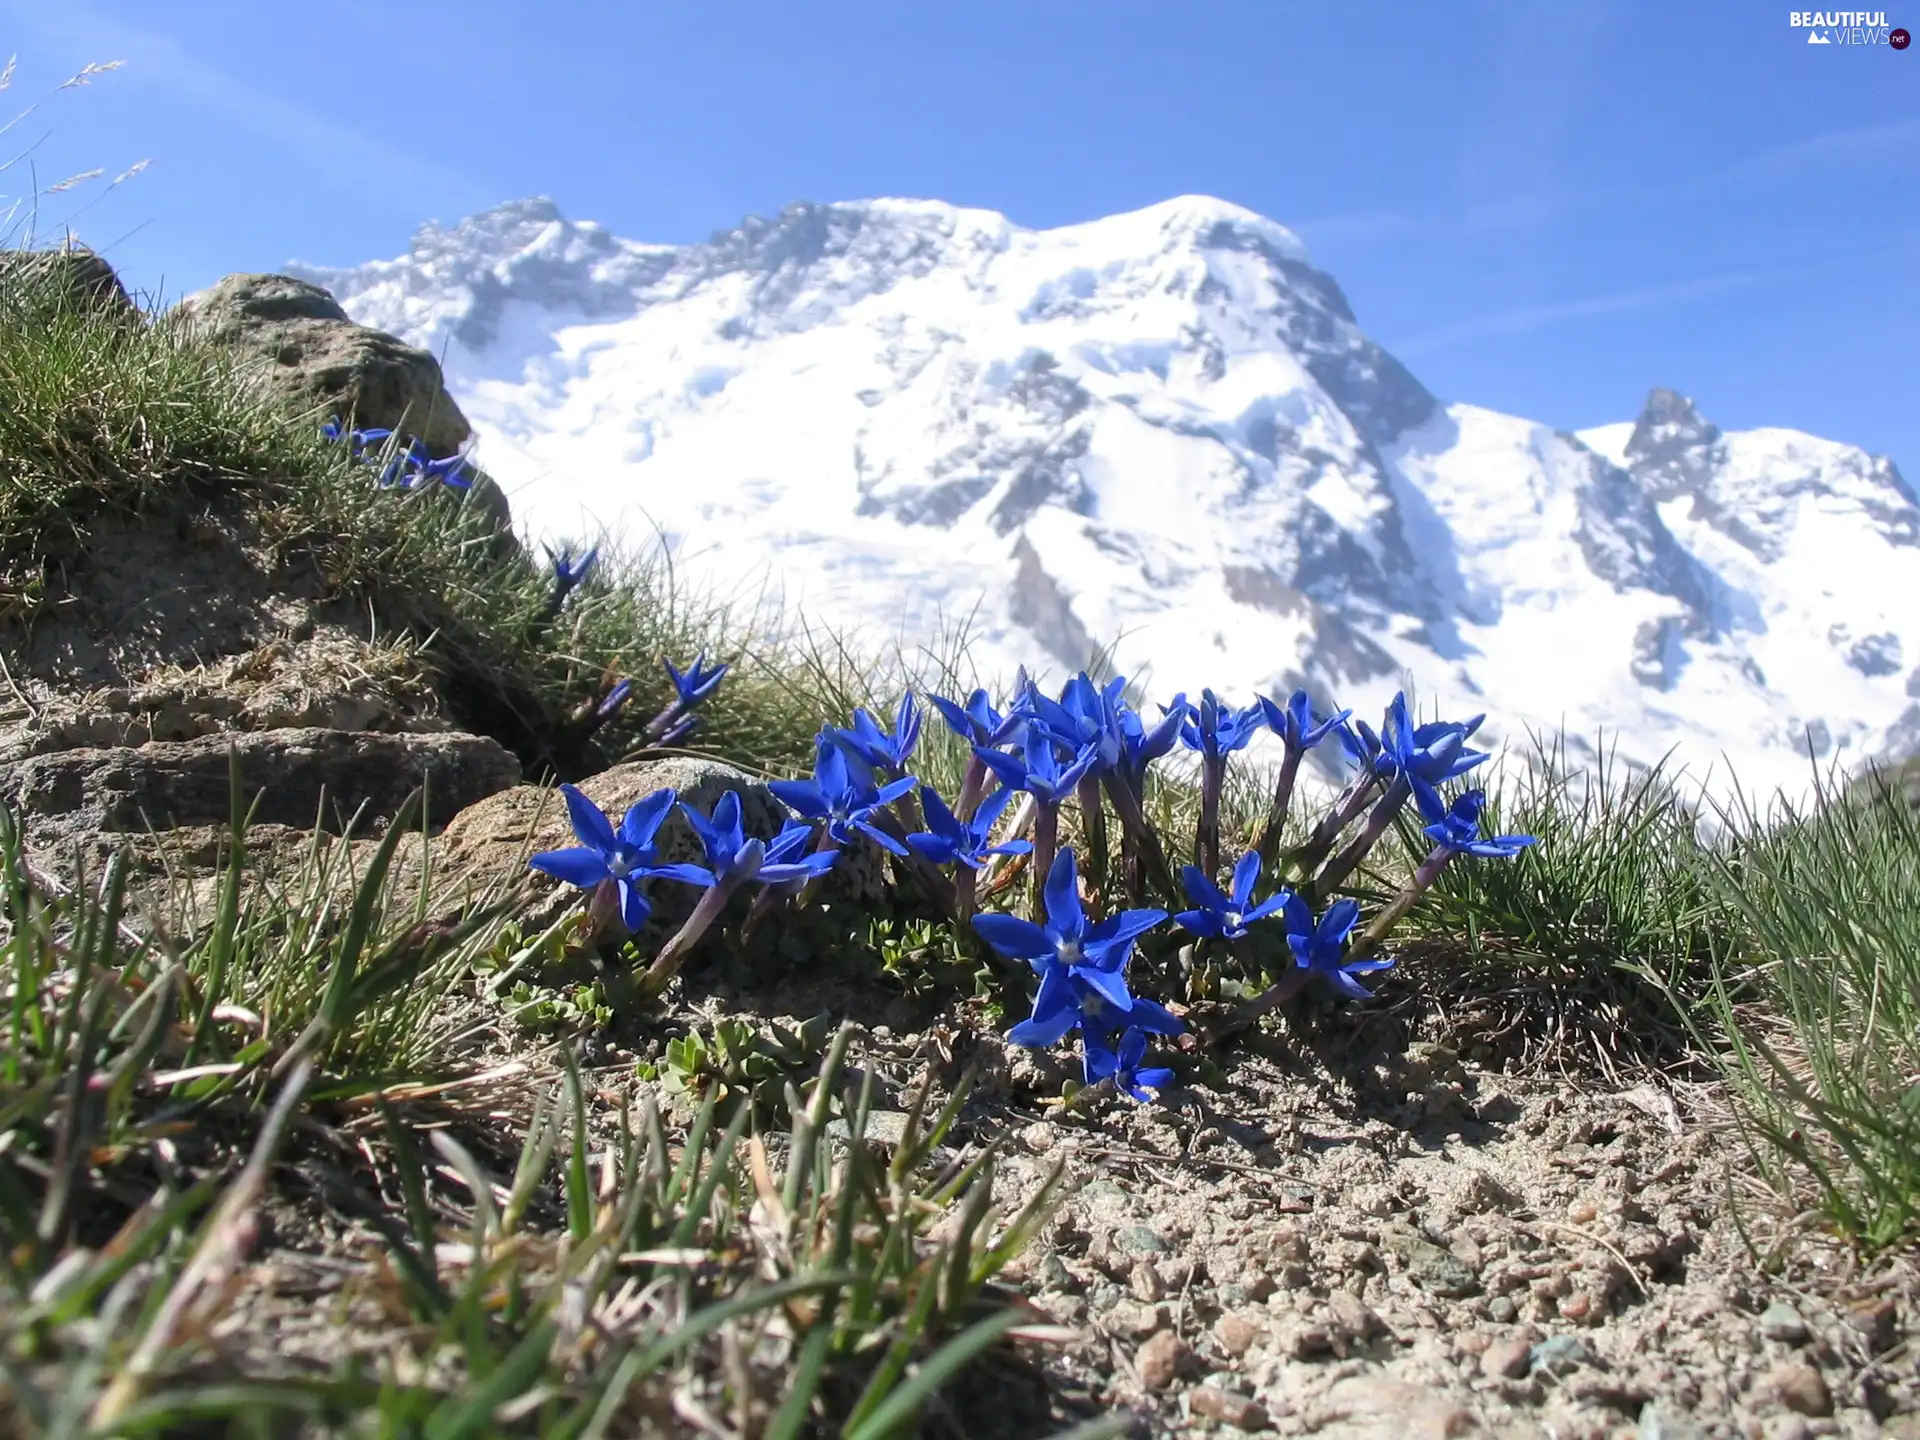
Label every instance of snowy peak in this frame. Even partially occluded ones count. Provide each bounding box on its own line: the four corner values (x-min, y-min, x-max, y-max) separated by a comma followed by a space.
293, 197, 1919, 800
1622, 386, 1727, 502
1588, 386, 1919, 563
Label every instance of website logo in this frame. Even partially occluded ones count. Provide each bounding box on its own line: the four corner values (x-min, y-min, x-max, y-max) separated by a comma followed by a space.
1788, 10, 1902, 43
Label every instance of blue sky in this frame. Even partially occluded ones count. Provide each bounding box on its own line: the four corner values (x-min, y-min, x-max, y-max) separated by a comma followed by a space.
5, 0, 1915, 472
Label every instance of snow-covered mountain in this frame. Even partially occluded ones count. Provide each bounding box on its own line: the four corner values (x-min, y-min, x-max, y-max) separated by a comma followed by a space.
289, 195, 1920, 801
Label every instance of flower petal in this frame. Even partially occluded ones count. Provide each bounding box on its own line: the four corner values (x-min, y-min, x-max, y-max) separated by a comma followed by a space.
528, 846, 611, 889
618, 788, 678, 848
767, 779, 830, 818
560, 784, 617, 853
1180, 865, 1231, 914
1123, 997, 1186, 1036
1009, 1008, 1079, 1048
1229, 850, 1264, 910
643, 862, 717, 888
1076, 964, 1135, 1014
617, 878, 651, 933
971, 912, 1056, 961
1042, 849, 1085, 943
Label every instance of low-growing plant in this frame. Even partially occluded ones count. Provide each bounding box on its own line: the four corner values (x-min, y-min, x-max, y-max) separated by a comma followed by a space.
1694, 771, 1920, 1253
531, 670, 1538, 1104
0, 797, 1102, 1435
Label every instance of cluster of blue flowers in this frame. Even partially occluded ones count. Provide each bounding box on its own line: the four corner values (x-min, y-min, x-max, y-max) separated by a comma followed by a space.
321, 418, 474, 490
529, 667, 1537, 1101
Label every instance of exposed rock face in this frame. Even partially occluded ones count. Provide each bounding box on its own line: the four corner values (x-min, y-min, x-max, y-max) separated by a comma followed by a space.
176, 273, 472, 455
0, 245, 136, 316
3, 727, 521, 847
2, 254, 542, 921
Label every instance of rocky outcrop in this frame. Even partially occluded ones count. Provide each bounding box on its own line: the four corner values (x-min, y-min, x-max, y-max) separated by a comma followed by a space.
174, 272, 513, 534
1, 252, 542, 919
2, 727, 521, 849
177, 273, 470, 454
0, 244, 136, 317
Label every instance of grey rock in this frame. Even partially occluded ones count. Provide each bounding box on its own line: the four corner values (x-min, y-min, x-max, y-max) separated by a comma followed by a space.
1, 727, 520, 843
176, 275, 476, 474
1391, 1232, 1480, 1298
1760, 1300, 1810, 1345
1115, 1225, 1170, 1257
1529, 1333, 1597, 1375
0, 245, 136, 317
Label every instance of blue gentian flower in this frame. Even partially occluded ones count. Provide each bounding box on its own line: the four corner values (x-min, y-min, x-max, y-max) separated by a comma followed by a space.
413, 452, 474, 490
676, 792, 841, 887
545, 543, 599, 607
973, 849, 1177, 1047
975, 734, 1099, 807
596, 679, 634, 721
1083, 1028, 1176, 1102
767, 738, 915, 855
1419, 789, 1537, 859
1178, 689, 1265, 762
1116, 694, 1186, 790
528, 785, 709, 932
1176, 851, 1291, 940
322, 418, 392, 457
927, 687, 1026, 748
1029, 673, 1129, 775
1257, 689, 1349, 754
1379, 692, 1489, 816
906, 784, 1032, 870
1282, 894, 1394, 1001
665, 653, 727, 708
831, 693, 921, 777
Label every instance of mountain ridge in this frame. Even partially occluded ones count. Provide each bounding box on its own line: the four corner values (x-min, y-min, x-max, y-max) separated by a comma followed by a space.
288, 195, 1918, 801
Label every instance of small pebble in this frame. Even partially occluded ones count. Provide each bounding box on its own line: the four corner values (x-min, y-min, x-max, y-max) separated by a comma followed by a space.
1487, 1295, 1519, 1323
1037, 1253, 1073, 1292
1216, 1312, 1261, 1357
1567, 1197, 1599, 1224
1760, 1301, 1810, 1345
1190, 1383, 1269, 1430
1559, 1290, 1593, 1322
1117, 1225, 1169, 1257
1021, 1121, 1056, 1153
1768, 1360, 1833, 1418
1531, 1333, 1595, 1374
1111, 1301, 1169, 1337
1129, 1260, 1166, 1303
1482, 1336, 1533, 1380
1135, 1329, 1189, 1389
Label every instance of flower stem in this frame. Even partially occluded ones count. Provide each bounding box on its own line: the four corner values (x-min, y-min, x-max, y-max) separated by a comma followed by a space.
1077, 772, 1109, 904
1213, 964, 1312, 1043
1196, 758, 1223, 883
954, 863, 978, 924
1346, 844, 1454, 965
1306, 776, 1409, 902
1103, 769, 1177, 901
1029, 802, 1060, 922
1286, 771, 1383, 882
1254, 747, 1304, 873
638, 876, 745, 1000
954, 754, 990, 823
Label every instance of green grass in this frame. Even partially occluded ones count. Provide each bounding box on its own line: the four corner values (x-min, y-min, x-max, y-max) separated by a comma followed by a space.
0, 786, 1109, 1438
1689, 770, 1920, 1253
0, 253, 887, 783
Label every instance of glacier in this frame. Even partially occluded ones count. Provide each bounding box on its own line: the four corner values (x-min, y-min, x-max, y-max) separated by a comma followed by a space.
288, 194, 1920, 804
